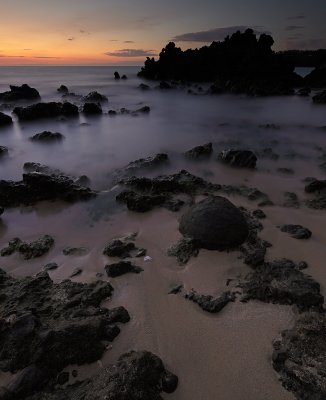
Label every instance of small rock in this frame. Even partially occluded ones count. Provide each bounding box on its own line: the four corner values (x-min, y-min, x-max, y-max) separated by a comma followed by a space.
70, 268, 82, 277
218, 149, 257, 168
56, 371, 69, 385
43, 262, 58, 271
82, 102, 102, 115
0, 112, 12, 127
30, 131, 64, 142
57, 85, 69, 94
114, 71, 120, 80
63, 247, 88, 256
167, 238, 199, 265
105, 261, 143, 277
103, 239, 136, 258
185, 143, 213, 159
279, 224, 312, 239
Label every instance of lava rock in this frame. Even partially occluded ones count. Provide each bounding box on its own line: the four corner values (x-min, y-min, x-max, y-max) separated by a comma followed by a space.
252, 209, 266, 219
279, 224, 312, 239
0, 112, 12, 127
135, 106, 150, 113
105, 261, 143, 277
313, 90, 326, 104
121, 75, 127, 80
103, 239, 136, 258
57, 85, 69, 94
63, 247, 88, 256
13, 102, 78, 120
70, 268, 82, 277
283, 192, 299, 208
83, 92, 108, 103
114, 71, 120, 80
0, 84, 40, 101
304, 179, 326, 194
43, 262, 58, 271
179, 196, 249, 250
0, 146, 9, 158
167, 238, 199, 265
184, 290, 236, 313
82, 102, 102, 115
30, 131, 64, 142
1, 235, 54, 259
218, 149, 257, 168
297, 87, 311, 96
23, 162, 63, 175
116, 190, 167, 212
184, 142, 213, 159
305, 197, 326, 209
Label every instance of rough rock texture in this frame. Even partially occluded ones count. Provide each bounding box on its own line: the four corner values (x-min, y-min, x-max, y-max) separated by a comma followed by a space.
184, 289, 236, 313
57, 85, 69, 94
184, 142, 213, 159
13, 102, 78, 120
217, 149, 257, 168
304, 66, 326, 87
30, 131, 64, 142
103, 239, 136, 258
1, 235, 54, 259
82, 102, 102, 114
116, 190, 167, 212
23, 162, 63, 175
252, 209, 266, 219
273, 312, 326, 400
0, 112, 12, 127
167, 237, 199, 265
20, 351, 178, 400
0, 146, 9, 158
0, 172, 96, 208
283, 192, 300, 208
305, 197, 326, 210
240, 259, 323, 310
279, 224, 312, 239
105, 261, 143, 277
0, 269, 130, 399
304, 179, 326, 194
83, 91, 108, 103
179, 196, 249, 250
0, 84, 40, 101
63, 247, 88, 256
313, 90, 326, 104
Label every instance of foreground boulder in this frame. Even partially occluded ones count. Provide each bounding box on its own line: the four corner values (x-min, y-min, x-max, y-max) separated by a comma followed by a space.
0, 269, 130, 399
13, 102, 78, 120
179, 196, 249, 250
30, 131, 64, 142
0, 84, 40, 101
0, 112, 12, 127
218, 149, 257, 168
1, 235, 54, 259
0, 172, 96, 208
273, 312, 326, 400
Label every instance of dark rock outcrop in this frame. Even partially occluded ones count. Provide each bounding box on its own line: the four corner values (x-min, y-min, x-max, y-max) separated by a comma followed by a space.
83, 92, 108, 103
184, 143, 213, 159
30, 131, 64, 142
179, 196, 249, 250
218, 149, 257, 168
0, 84, 40, 101
139, 83, 150, 90
0, 146, 8, 158
304, 66, 326, 88
240, 259, 323, 310
1, 235, 54, 259
0, 112, 12, 127
279, 224, 312, 239
23, 162, 63, 175
114, 71, 120, 80
57, 85, 69, 94
0, 172, 96, 208
273, 312, 326, 400
82, 102, 102, 115
312, 90, 326, 104
103, 239, 136, 258
105, 261, 143, 277
305, 179, 326, 194
167, 237, 199, 265
0, 269, 129, 399
116, 190, 167, 212
184, 289, 236, 313
13, 102, 78, 120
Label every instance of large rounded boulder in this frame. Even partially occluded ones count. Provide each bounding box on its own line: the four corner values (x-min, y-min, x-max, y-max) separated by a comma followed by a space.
179, 196, 248, 250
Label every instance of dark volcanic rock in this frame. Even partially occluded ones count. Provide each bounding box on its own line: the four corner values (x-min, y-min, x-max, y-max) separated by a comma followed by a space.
218, 149, 257, 168
297, 87, 311, 96
0, 84, 40, 101
23, 162, 63, 175
167, 237, 199, 265
179, 196, 249, 250
305, 196, 326, 210
0, 112, 12, 127
305, 178, 326, 194
0, 269, 129, 398
83, 92, 108, 103
139, 83, 150, 90
105, 261, 143, 277
184, 142, 213, 159
304, 66, 326, 88
0, 146, 9, 158
252, 209, 266, 219
63, 247, 88, 256
82, 102, 102, 115
116, 191, 167, 212
283, 192, 299, 208
313, 90, 326, 104
240, 259, 323, 310
103, 239, 136, 258
57, 85, 69, 94
30, 131, 64, 142
114, 71, 120, 80
184, 289, 236, 313
121, 75, 127, 80
0, 207, 4, 216
13, 102, 78, 120
272, 312, 326, 400
43, 262, 58, 271
21, 351, 177, 400
0, 172, 96, 208
1, 235, 54, 259
279, 224, 312, 239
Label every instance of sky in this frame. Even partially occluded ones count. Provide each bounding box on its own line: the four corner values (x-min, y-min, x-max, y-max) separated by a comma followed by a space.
0, 0, 325, 65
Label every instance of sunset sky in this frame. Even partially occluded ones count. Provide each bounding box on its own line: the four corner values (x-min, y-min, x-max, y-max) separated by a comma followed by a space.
0, 0, 325, 65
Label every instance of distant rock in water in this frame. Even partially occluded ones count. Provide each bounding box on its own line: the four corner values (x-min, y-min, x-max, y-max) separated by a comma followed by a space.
139, 83, 150, 90
0, 112, 12, 127
0, 84, 40, 101
312, 90, 326, 104
82, 102, 102, 114
121, 74, 128, 80
114, 71, 121, 79
0, 146, 9, 158
57, 85, 69, 94
179, 196, 249, 250
185, 143, 213, 159
13, 102, 78, 120
218, 149, 257, 168
138, 29, 302, 95
304, 66, 326, 88
83, 91, 108, 103
30, 131, 64, 142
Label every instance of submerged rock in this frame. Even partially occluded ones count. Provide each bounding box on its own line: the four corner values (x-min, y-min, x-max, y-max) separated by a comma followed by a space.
0, 112, 12, 127
139, 83, 150, 90
304, 179, 326, 194
83, 91, 108, 103
279, 224, 312, 239
273, 312, 326, 400
57, 85, 69, 94
305, 196, 326, 210
1, 235, 54, 259
43, 262, 58, 271
13, 102, 78, 120
30, 131, 64, 142
240, 259, 323, 310
167, 237, 199, 265
179, 196, 249, 250
0, 84, 40, 101
184, 289, 236, 313
23, 162, 63, 175
82, 102, 102, 114
105, 261, 143, 277
217, 149, 257, 168
184, 142, 213, 159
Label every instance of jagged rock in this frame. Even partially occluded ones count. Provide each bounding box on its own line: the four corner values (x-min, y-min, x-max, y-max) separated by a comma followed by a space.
283, 192, 299, 208
272, 312, 326, 400
240, 259, 323, 310
0, 84, 40, 101
0, 172, 96, 208
103, 239, 136, 258
179, 196, 248, 250
63, 247, 88, 256
105, 261, 143, 277
30, 131, 64, 142
114, 71, 120, 80
70, 268, 82, 277
82, 103, 102, 114
116, 190, 167, 212
305, 196, 326, 209
218, 149, 257, 168
184, 143, 213, 159
252, 209, 266, 219
305, 179, 326, 193
1, 235, 54, 259
57, 85, 69, 94
74, 175, 91, 187
167, 238, 199, 265
23, 162, 64, 176
0, 146, 8, 157
279, 224, 312, 239
313, 90, 326, 104
0, 112, 12, 127
184, 289, 236, 313
13, 102, 78, 120
83, 92, 108, 103
43, 262, 58, 271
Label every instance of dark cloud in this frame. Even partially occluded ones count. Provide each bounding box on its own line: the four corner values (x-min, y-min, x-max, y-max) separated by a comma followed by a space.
284, 25, 305, 31
287, 15, 306, 20
124, 40, 135, 43
67, 37, 75, 41
172, 26, 271, 42
105, 49, 157, 57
